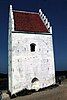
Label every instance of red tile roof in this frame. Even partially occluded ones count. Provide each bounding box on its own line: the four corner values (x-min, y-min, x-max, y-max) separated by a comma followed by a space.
13, 11, 49, 33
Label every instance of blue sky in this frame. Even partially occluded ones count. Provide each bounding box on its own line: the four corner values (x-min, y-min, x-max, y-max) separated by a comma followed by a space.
0, 0, 67, 73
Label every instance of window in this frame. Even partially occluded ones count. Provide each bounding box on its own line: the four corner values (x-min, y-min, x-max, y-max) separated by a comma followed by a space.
31, 77, 39, 83
30, 43, 36, 52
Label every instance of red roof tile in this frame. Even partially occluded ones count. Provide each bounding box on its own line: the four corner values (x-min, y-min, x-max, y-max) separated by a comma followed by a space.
13, 11, 49, 33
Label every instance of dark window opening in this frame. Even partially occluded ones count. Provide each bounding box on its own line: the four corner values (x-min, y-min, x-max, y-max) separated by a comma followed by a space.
30, 43, 36, 52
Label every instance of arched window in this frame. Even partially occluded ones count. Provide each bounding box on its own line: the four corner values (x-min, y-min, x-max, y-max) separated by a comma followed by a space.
30, 43, 36, 52
31, 77, 39, 83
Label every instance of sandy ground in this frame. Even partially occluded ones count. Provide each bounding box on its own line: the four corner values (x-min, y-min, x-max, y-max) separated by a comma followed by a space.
2, 79, 67, 100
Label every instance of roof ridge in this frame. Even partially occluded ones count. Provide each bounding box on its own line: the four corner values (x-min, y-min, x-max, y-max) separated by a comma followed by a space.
13, 10, 39, 15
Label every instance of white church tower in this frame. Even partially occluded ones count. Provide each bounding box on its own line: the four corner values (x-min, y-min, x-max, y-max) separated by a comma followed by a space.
8, 5, 55, 95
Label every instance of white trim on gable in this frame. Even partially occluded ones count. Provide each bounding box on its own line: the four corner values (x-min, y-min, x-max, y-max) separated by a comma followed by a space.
10, 5, 14, 31
39, 9, 52, 34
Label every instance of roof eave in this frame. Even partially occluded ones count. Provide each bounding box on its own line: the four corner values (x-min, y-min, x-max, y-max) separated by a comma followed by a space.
12, 30, 51, 35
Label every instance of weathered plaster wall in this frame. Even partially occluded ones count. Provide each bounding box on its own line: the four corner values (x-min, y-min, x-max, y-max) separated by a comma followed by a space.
9, 32, 55, 94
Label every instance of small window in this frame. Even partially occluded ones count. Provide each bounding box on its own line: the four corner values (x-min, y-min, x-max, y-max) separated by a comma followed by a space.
31, 77, 39, 83
30, 43, 36, 52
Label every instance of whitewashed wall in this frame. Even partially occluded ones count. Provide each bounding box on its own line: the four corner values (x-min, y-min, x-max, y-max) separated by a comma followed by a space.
9, 32, 55, 95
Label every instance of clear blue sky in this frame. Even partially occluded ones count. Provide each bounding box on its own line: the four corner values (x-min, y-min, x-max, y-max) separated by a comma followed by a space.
0, 0, 67, 73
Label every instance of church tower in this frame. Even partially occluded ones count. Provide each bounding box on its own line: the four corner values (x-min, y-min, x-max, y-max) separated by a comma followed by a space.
8, 5, 55, 95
